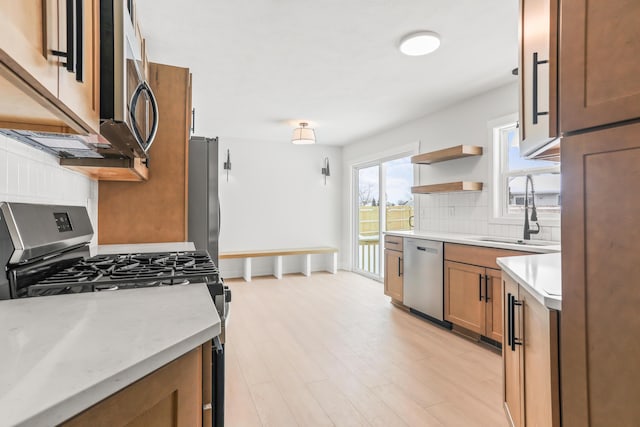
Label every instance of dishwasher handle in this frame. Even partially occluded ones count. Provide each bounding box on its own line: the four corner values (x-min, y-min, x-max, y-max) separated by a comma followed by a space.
415, 246, 438, 254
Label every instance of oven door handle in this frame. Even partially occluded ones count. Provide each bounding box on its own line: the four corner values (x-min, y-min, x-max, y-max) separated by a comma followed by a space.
129, 80, 160, 153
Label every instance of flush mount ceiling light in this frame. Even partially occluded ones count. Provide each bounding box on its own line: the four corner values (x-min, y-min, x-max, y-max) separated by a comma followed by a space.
399, 31, 441, 56
291, 122, 316, 145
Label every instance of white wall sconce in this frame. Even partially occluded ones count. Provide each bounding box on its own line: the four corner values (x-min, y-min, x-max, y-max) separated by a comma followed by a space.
223, 149, 231, 182
321, 157, 330, 185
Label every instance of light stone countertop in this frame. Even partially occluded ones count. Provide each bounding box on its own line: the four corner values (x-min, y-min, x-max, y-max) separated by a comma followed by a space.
384, 230, 560, 254
383, 231, 561, 310
497, 253, 561, 310
0, 241, 219, 427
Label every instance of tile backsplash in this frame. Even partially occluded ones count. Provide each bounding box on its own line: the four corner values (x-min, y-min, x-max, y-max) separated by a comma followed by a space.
417, 191, 560, 242
0, 134, 98, 244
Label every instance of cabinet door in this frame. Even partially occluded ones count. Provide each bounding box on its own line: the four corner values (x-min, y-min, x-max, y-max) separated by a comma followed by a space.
562, 123, 640, 426
0, 0, 59, 95
519, 0, 559, 152
520, 286, 560, 427
444, 261, 485, 334
560, 0, 640, 132
57, 0, 100, 132
503, 274, 523, 427
62, 347, 203, 426
485, 268, 503, 342
98, 64, 191, 244
384, 249, 403, 301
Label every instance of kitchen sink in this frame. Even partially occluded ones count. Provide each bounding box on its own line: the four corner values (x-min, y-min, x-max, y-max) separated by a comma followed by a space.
473, 236, 558, 246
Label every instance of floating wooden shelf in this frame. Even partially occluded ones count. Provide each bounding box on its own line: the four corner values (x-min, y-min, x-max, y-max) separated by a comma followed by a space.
411, 145, 483, 164
412, 181, 483, 194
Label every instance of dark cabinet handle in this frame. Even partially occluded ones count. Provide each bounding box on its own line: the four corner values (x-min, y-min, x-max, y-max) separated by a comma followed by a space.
74, 0, 83, 82
509, 294, 515, 350
398, 257, 402, 276
130, 81, 160, 152
532, 51, 549, 124
51, 0, 83, 81
485, 275, 490, 302
479, 274, 483, 301
510, 296, 523, 351
507, 293, 513, 348
65, 0, 75, 74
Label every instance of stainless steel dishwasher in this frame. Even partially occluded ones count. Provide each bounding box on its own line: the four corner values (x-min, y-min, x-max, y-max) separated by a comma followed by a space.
403, 238, 446, 325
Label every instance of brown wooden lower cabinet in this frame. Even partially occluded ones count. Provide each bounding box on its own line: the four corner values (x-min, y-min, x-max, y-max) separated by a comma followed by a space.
61, 343, 211, 427
443, 242, 527, 342
503, 275, 523, 427
444, 243, 535, 342
444, 261, 502, 340
503, 273, 560, 427
444, 260, 486, 334
485, 267, 503, 341
383, 235, 403, 302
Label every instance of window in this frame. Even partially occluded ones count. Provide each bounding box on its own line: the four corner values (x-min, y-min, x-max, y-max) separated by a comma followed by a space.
492, 120, 560, 222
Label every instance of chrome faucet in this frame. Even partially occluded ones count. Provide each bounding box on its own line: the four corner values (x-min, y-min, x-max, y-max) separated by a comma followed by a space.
524, 174, 540, 240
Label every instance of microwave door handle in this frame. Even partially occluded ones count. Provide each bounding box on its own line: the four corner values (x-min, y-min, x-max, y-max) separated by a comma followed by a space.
129, 81, 159, 152
144, 82, 159, 152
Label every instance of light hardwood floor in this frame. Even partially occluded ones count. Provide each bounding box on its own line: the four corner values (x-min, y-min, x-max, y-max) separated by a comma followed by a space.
225, 271, 508, 427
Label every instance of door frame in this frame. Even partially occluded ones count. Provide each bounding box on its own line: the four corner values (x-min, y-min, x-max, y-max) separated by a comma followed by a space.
351, 148, 418, 280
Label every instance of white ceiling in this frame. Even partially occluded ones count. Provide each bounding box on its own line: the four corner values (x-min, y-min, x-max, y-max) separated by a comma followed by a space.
136, 0, 518, 146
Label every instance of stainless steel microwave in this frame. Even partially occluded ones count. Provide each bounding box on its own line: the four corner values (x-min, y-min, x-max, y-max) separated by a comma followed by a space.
99, 0, 158, 158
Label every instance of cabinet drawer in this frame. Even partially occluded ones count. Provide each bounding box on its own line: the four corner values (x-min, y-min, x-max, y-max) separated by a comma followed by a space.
444, 243, 531, 269
384, 235, 403, 251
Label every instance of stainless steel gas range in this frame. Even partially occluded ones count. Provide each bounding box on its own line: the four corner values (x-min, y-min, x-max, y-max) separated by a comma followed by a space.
0, 201, 230, 427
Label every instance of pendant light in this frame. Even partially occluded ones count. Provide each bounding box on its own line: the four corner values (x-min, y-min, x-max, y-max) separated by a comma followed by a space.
291, 122, 316, 145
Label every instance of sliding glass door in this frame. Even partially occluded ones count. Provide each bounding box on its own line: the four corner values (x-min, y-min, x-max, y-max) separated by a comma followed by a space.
356, 165, 381, 276
354, 156, 414, 279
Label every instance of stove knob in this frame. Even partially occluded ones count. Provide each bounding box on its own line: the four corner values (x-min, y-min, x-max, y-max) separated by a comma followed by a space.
224, 288, 232, 303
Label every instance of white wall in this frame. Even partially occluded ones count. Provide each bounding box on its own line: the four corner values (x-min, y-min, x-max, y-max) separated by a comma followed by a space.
341, 82, 560, 270
0, 134, 98, 244
218, 138, 342, 278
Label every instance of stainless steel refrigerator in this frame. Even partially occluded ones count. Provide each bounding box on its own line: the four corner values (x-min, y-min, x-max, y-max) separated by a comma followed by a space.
188, 136, 220, 265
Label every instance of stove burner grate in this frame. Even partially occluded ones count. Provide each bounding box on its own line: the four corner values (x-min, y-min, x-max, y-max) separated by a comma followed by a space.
24, 250, 221, 297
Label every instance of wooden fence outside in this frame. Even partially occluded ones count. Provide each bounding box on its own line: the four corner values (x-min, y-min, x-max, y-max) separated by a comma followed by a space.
358, 205, 413, 274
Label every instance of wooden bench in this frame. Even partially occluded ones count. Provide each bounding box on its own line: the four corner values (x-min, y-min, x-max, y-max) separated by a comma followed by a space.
219, 247, 338, 282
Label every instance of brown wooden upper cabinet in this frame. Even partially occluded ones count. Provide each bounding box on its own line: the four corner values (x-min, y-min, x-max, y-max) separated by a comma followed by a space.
0, 0, 99, 134
98, 63, 192, 244
518, 0, 560, 160
560, 0, 640, 133
57, 0, 100, 132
